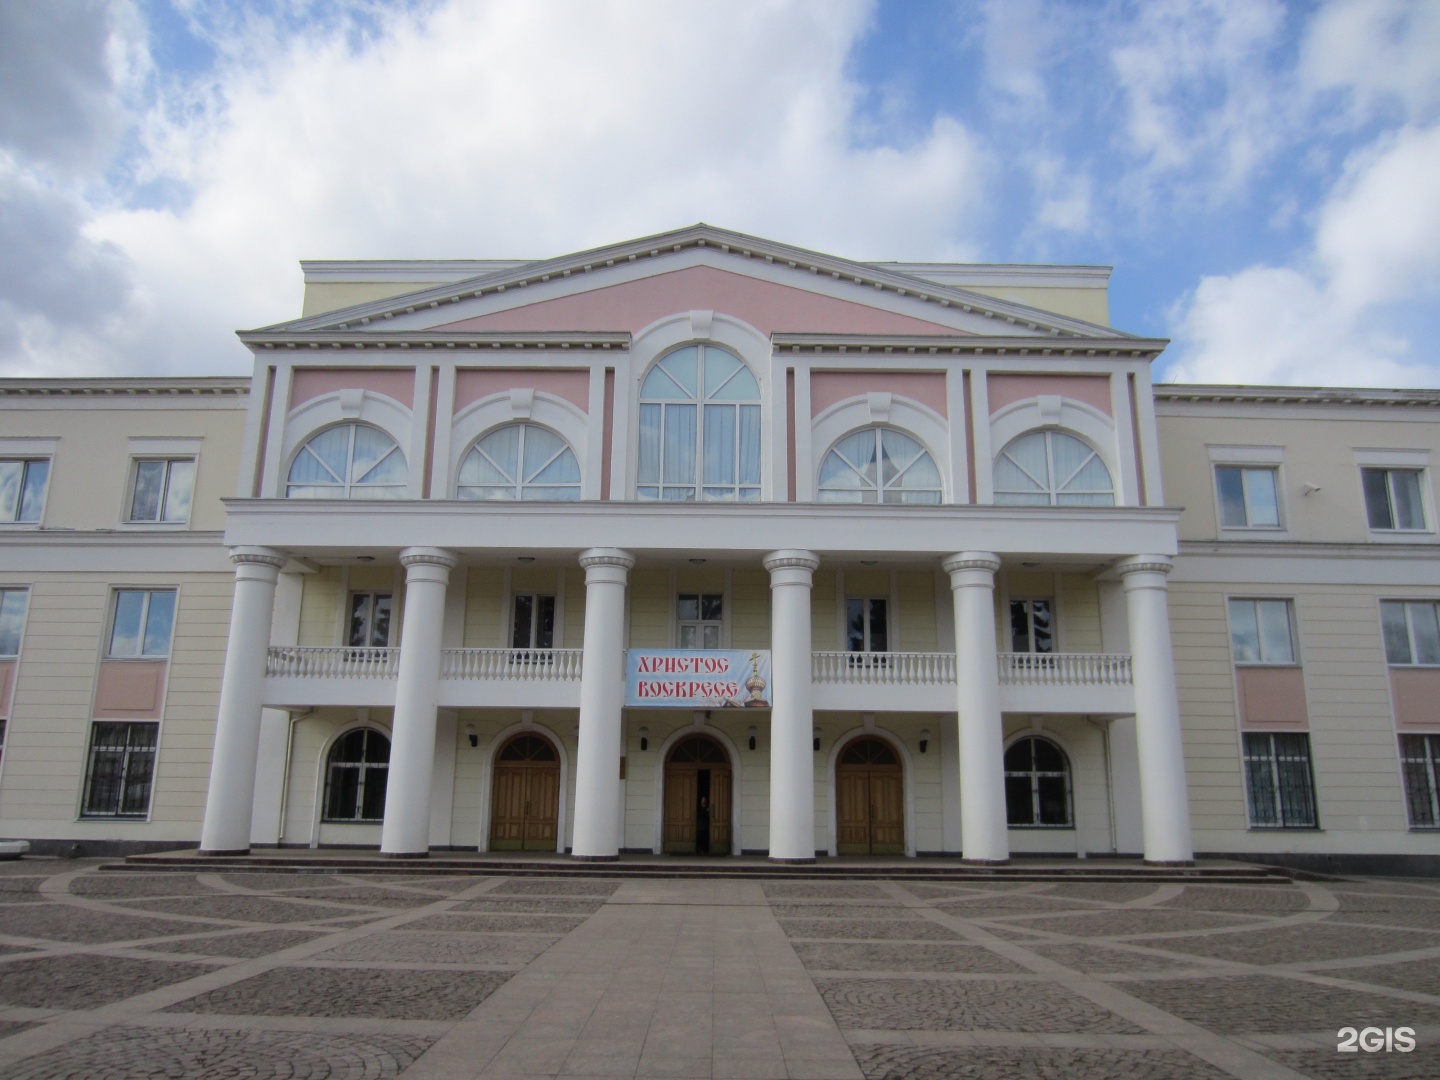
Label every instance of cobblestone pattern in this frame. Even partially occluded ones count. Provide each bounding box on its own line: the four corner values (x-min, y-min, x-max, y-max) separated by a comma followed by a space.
0, 1024, 435, 1080
165, 966, 512, 1020
0, 953, 218, 1010
793, 941, 1027, 974
1264, 1046, 1440, 1079
404, 912, 587, 935
0, 903, 218, 944
1335, 959, 1440, 996
762, 882, 891, 900
315, 930, 561, 966
1041, 882, 1166, 903
143, 928, 330, 957
1123, 974, 1440, 1034
1336, 893, 1440, 931
931, 895, 1091, 918
115, 895, 360, 923
251, 886, 449, 908
1157, 923, 1440, 964
770, 903, 923, 920
1027, 942, 1192, 974
852, 1044, 1234, 1080
1005, 909, 1255, 938
0, 879, 41, 896
778, 918, 962, 941
69, 873, 222, 898
1159, 885, 1310, 914
817, 977, 1144, 1033
489, 879, 619, 896
454, 897, 605, 915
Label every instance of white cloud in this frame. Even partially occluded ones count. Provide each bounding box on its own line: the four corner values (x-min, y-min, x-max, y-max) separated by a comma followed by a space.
1301, 0, 1440, 122
7, 0, 991, 377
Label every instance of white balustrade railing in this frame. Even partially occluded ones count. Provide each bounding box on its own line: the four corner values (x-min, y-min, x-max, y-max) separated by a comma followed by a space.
812, 651, 957, 685
441, 648, 584, 681
996, 652, 1132, 686
266, 646, 400, 679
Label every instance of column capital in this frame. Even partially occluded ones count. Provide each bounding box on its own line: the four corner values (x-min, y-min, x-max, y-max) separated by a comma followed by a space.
229, 546, 287, 570
399, 546, 459, 570
579, 547, 636, 571
763, 549, 819, 574
1115, 554, 1174, 581
942, 551, 1001, 577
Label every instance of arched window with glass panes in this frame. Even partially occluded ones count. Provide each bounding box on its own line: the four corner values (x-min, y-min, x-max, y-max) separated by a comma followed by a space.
457, 423, 580, 500
637, 345, 761, 501
322, 727, 390, 822
818, 428, 942, 504
993, 429, 1114, 506
1004, 735, 1073, 828
287, 423, 406, 499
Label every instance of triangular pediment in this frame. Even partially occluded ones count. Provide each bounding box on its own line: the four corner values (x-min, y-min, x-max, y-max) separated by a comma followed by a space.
247, 225, 1130, 343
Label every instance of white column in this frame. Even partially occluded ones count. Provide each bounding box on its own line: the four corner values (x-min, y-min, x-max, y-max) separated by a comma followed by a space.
571, 548, 635, 860
764, 549, 819, 863
943, 552, 1008, 864
200, 547, 287, 855
1116, 555, 1193, 864
380, 547, 457, 857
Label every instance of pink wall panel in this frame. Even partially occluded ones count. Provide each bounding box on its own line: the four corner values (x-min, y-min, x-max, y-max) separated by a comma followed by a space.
986, 374, 1112, 416
453, 369, 590, 413
809, 371, 948, 418
434, 266, 963, 337
290, 368, 416, 410
0, 660, 13, 720
93, 660, 167, 719
1235, 666, 1309, 730
1391, 668, 1440, 730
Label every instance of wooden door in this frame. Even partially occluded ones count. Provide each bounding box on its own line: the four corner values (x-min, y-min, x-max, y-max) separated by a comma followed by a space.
709, 768, 732, 853
489, 734, 561, 852
662, 768, 697, 851
835, 737, 904, 855
663, 735, 732, 855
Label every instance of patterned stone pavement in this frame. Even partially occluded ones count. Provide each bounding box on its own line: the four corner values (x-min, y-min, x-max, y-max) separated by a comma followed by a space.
0, 859, 1431, 1077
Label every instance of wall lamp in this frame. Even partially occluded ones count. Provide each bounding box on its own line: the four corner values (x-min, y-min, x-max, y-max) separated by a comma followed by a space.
813, 728, 822, 752
638, 726, 649, 752
919, 728, 931, 754
747, 726, 757, 751
466, 723, 478, 748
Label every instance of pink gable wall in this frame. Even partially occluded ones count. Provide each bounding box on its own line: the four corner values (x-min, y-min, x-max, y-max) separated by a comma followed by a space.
290, 368, 416, 410
453, 369, 590, 413
433, 266, 965, 337
986, 374, 1112, 417
809, 372, 948, 418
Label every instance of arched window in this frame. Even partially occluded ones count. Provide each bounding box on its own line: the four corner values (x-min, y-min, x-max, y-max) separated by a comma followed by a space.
323, 728, 390, 822
1004, 736, 1072, 828
638, 345, 760, 501
458, 423, 580, 500
287, 423, 406, 499
818, 428, 942, 504
994, 430, 1113, 506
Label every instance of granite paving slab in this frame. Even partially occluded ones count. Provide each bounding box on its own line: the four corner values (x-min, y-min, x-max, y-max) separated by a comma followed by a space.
817, 976, 1145, 1033
852, 1043, 1235, 1080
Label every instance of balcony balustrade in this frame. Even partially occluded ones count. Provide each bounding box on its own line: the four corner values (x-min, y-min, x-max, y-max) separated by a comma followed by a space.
439, 648, 583, 681
265, 646, 400, 679
812, 651, 956, 684
996, 651, 1132, 686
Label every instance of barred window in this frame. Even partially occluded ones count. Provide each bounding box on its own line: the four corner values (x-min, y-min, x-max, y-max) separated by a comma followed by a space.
81, 722, 158, 818
1400, 734, 1440, 829
1004, 736, 1073, 828
323, 728, 390, 822
1242, 732, 1317, 828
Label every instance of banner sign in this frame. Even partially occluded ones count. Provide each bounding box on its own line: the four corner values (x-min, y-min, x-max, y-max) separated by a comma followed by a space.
625, 649, 772, 708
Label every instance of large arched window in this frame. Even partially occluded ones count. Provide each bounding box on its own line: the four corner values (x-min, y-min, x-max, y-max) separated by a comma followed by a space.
287, 423, 406, 499
458, 423, 580, 500
323, 727, 390, 822
818, 428, 942, 504
1004, 736, 1072, 828
993, 430, 1113, 506
638, 345, 760, 501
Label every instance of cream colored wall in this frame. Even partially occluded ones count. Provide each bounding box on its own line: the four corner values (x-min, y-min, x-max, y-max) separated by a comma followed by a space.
301, 282, 449, 318
960, 285, 1108, 326
463, 568, 505, 648
1158, 405, 1440, 543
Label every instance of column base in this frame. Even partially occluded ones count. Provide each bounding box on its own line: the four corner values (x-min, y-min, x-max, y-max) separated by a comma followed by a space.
197, 848, 249, 857
768, 856, 816, 865
1143, 859, 1196, 867
379, 851, 429, 859
572, 854, 619, 862
959, 857, 1010, 866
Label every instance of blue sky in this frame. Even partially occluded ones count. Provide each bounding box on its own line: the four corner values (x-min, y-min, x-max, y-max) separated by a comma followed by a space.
1, 0, 1437, 386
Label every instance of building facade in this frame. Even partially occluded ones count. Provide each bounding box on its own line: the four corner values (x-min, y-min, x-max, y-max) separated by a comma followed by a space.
1, 225, 1437, 868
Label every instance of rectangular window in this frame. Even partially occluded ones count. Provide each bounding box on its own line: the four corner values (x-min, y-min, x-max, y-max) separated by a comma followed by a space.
1216, 465, 1280, 528
1400, 734, 1440, 829
0, 459, 50, 523
1381, 600, 1440, 665
1242, 732, 1317, 828
846, 598, 888, 653
1009, 599, 1054, 654
0, 588, 28, 656
678, 593, 723, 649
1228, 598, 1296, 664
1362, 467, 1426, 531
511, 594, 555, 650
81, 721, 158, 817
128, 459, 195, 523
109, 590, 177, 658
348, 592, 393, 648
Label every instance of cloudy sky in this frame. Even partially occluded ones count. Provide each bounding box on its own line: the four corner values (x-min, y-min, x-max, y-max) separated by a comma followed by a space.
1, 0, 1437, 386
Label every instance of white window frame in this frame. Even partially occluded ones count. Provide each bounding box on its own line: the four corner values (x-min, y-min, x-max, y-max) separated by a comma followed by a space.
1241, 731, 1318, 829
1207, 445, 1287, 537
107, 589, 178, 660
1226, 597, 1299, 667
511, 593, 556, 650
346, 591, 394, 649
0, 587, 29, 659
1380, 600, 1440, 667
1354, 449, 1433, 540
0, 458, 52, 527
677, 592, 724, 650
125, 457, 197, 525
1008, 597, 1055, 655
845, 596, 890, 654
80, 720, 160, 819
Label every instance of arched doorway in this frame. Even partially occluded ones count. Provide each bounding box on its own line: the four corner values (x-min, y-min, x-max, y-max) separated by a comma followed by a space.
663, 735, 732, 855
489, 733, 561, 851
835, 736, 904, 855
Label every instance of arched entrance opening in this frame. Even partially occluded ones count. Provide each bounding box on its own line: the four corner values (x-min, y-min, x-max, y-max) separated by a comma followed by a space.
663, 734, 732, 855
835, 736, 904, 855
489, 733, 561, 851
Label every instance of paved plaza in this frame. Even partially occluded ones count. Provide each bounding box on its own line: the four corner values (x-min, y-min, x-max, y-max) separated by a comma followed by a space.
0, 860, 1433, 1077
